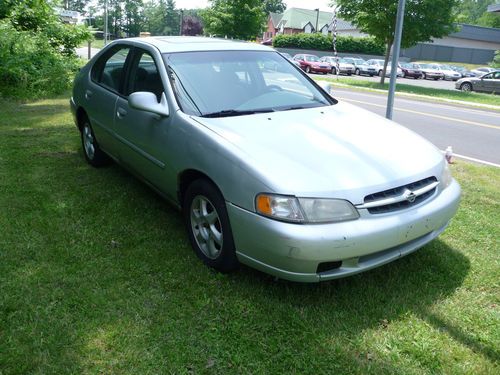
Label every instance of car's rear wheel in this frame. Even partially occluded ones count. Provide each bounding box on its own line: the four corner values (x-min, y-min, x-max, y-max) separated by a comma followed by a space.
460, 82, 473, 92
422, 73, 427, 80
355, 68, 360, 75
80, 118, 109, 167
183, 179, 239, 273
378, 70, 383, 77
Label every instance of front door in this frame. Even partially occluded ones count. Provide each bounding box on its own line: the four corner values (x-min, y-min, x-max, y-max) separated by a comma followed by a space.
113, 48, 176, 196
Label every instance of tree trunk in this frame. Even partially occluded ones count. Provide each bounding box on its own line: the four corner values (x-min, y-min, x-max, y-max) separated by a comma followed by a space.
380, 39, 393, 85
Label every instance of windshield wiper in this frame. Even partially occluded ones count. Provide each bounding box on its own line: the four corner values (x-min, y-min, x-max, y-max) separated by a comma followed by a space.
201, 109, 275, 118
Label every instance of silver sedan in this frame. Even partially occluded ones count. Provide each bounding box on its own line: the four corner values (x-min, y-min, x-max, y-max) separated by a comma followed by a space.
70, 37, 461, 282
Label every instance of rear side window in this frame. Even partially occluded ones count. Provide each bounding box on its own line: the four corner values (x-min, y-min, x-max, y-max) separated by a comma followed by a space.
91, 47, 131, 93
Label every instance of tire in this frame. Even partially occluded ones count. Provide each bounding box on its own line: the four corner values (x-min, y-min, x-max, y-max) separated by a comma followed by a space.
331, 67, 336, 75
422, 73, 427, 80
80, 117, 109, 167
460, 82, 473, 92
378, 70, 383, 77
355, 68, 360, 75
434, 77, 439, 81
183, 179, 239, 273
305, 66, 311, 73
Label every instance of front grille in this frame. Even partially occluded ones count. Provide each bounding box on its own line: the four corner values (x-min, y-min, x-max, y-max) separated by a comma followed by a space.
363, 177, 438, 214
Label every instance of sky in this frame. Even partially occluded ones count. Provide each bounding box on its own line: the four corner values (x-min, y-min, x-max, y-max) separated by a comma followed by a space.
174, 0, 335, 12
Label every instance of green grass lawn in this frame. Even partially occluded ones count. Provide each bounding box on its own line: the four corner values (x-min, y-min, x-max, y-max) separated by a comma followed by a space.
0, 94, 499, 374
315, 77, 500, 107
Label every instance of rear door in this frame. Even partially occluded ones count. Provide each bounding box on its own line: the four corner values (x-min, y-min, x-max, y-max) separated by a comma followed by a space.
86, 45, 132, 158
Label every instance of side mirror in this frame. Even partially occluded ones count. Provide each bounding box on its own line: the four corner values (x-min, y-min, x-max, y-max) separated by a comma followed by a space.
129, 91, 170, 117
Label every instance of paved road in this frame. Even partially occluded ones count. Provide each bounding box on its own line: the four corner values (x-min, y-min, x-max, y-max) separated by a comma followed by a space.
330, 86, 500, 166
76, 47, 100, 60
310, 72, 459, 91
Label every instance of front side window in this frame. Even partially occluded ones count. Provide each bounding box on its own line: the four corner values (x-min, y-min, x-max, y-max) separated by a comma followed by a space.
164, 51, 334, 117
92, 46, 131, 93
127, 51, 165, 102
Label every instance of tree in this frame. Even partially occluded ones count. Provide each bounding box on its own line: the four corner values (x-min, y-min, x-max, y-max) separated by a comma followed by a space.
143, 0, 179, 35
263, 0, 286, 14
201, 0, 266, 40
454, 0, 496, 25
182, 15, 203, 36
334, 0, 458, 84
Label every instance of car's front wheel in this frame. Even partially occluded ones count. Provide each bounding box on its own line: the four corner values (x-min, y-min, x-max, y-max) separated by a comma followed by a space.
305, 66, 311, 73
355, 68, 360, 75
183, 179, 239, 273
460, 82, 473, 92
80, 118, 109, 167
331, 67, 337, 75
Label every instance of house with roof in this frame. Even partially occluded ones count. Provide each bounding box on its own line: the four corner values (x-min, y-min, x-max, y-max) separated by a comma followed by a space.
263, 7, 334, 40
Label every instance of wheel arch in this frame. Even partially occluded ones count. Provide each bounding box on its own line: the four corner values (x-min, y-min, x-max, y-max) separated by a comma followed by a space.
76, 107, 89, 131
178, 169, 222, 208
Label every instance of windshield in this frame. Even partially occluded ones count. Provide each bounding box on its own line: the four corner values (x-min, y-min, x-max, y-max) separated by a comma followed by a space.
164, 51, 333, 117
305, 55, 320, 62
354, 59, 365, 64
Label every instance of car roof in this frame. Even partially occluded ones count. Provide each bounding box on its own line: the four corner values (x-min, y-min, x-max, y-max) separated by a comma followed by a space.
110, 36, 273, 53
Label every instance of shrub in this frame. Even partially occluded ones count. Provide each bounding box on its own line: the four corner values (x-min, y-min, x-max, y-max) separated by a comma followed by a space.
0, 20, 80, 99
491, 50, 500, 68
273, 33, 385, 56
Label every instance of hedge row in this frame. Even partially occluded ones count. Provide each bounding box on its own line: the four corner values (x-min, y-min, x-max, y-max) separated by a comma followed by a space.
273, 33, 385, 56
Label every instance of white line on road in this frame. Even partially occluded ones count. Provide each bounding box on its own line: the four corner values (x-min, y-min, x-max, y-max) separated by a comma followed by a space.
338, 97, 500, 130
335, 89, 500, 118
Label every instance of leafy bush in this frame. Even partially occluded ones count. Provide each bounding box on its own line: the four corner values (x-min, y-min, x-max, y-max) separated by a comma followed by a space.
491, 50, 500, 68
0, 20, 80, 99
273, 33, 385, 56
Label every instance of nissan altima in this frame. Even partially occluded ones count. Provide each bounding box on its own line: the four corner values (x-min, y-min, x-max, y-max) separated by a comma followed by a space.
70, 37, 461, 282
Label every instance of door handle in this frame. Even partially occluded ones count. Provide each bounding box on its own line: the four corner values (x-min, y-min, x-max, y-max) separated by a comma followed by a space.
116, 107, 127, 119
85, 89, 93, 99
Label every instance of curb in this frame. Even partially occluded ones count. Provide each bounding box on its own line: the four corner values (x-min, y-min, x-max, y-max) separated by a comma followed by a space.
316, 79, 500, 111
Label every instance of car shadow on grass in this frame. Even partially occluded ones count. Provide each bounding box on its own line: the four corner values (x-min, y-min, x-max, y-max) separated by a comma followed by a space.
1, 134, 476, 374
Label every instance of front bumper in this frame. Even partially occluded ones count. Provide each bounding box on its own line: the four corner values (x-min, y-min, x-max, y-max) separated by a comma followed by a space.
227, 180, 460, 282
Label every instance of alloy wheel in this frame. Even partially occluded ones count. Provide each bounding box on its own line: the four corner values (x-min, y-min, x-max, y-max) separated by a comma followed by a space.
190, 195, 223, 260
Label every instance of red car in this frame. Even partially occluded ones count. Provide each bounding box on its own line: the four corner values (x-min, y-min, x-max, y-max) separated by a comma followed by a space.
293, 54, 331, 74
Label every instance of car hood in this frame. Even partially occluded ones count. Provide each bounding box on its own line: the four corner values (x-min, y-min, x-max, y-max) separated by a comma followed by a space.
192, 102, 443, 202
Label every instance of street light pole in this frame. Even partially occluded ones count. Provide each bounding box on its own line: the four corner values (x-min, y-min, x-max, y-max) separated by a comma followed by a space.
315, 8, 319, 33
386, 0, 406, 120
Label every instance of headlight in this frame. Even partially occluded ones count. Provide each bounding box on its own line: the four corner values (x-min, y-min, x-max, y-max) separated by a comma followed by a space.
440, 161, 453, 189
256, 194, 359, 223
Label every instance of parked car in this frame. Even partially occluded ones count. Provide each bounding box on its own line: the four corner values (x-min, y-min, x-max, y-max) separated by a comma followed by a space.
456, 70, 500, 94
415, 63, 444, 80
450, 65, 475, 78
343, 57, 377, 76
293, 54, 331, 74
71, 37, 461, 282
399, 62, 423, 79
280, 52, 301, 68
319, 56, 355, 75
470, 67, 497, 77
435, 64, 462, 81
366, 59, 403, 77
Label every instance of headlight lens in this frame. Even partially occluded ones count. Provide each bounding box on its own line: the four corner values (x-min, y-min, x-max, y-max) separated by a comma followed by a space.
441, 161, 453, 189
256, 194, 359, 223
298, 198, 359, 223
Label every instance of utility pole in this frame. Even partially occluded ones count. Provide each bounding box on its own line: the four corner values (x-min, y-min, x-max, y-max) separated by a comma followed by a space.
315, 8, 319, 33
179, 9, 184, 36
104, 0, 108, 46
386, 0, 406, 120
